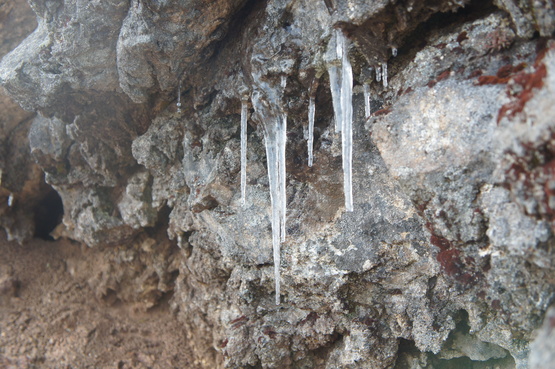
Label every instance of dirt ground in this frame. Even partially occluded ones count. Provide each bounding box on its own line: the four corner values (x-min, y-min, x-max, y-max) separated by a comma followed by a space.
0, 232, 197, 369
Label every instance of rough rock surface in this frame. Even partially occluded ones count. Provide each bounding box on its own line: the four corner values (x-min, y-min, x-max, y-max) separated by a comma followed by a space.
1, 0, 555, 368
0, 0, 41, 242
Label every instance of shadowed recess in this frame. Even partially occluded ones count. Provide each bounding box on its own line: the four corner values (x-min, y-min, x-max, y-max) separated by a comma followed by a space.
33, 188, 63, 240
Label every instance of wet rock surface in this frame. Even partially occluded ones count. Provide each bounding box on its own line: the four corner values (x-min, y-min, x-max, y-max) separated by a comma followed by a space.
1, 0, 555, 368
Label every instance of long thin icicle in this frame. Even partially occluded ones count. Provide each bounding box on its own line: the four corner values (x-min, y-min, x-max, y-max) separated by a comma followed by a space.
339, 32, 354, 212
279, 76, 287, 243
257, 77, 288, 305
327, 29, 354, 211
265, 134, 280, 305
308, 96, 315, 167
264, 111, 287, 305
240, 99, 248, 206
363, 83, 371, 119
279, 112, 287, 243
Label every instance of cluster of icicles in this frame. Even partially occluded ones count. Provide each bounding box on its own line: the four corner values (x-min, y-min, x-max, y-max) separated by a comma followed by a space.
243, 30, 391, 304
177, 30, 393, 304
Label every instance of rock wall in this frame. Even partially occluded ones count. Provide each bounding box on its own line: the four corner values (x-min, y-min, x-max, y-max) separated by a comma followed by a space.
1, 0, 555, 368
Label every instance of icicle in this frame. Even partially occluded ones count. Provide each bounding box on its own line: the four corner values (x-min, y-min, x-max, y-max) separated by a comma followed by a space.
263, 110, 287, 305
340, 32, 354, 212
255, 78, 288, 304
392, 47, 398, 57
264, 133, 281, 305
326, 29, 354, 211
240, 99, 248, 206
376, 65, 382, 82
328, 29, 344, 133
7, 193, 13, 207
279, 112, 287, 243
308, 96, 315, 167
278, 75, 287, 243
382, 63, 388, 88
334, 28, 344, 60
363, 83, 371, 118
177, 234, 183, 249
176, 80, 182, 113
328, 65, 343, 133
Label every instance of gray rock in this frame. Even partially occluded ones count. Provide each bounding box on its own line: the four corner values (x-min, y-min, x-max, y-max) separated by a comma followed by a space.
1, 0, 555, 367
0, 0, 42, 242
529, 305, 555, 369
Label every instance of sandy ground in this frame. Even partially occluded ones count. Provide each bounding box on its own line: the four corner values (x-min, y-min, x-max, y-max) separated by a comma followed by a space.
0, 233, 197, 369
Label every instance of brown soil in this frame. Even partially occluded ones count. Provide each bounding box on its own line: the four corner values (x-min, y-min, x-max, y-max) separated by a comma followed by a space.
0, 233, 196, 369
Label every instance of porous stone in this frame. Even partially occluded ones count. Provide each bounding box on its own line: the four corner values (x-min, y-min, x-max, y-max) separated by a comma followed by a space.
0, 0, 554, 367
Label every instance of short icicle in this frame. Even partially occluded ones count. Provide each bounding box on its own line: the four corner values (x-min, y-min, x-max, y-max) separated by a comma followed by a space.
376, 65, 382, 82
328, 65, 342, 133
308, 95, 315, 167
382, 63, 388, 88
176, 80, 182, 113
240, 98, 248, 206
363, 82, 371, 119
328, 29, 344, 133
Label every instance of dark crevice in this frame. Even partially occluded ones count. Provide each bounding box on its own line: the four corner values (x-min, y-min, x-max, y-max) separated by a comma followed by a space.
144, 203, 172, 238
33, 187, 63, 240
101, 288, 122, 306
203, 0, 264, 64
345, 0, 497, 70
394, 0, 496, 63
395, 311, 516, 369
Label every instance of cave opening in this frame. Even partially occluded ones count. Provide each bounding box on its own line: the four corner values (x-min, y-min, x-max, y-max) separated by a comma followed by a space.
33, 188, 63, 241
